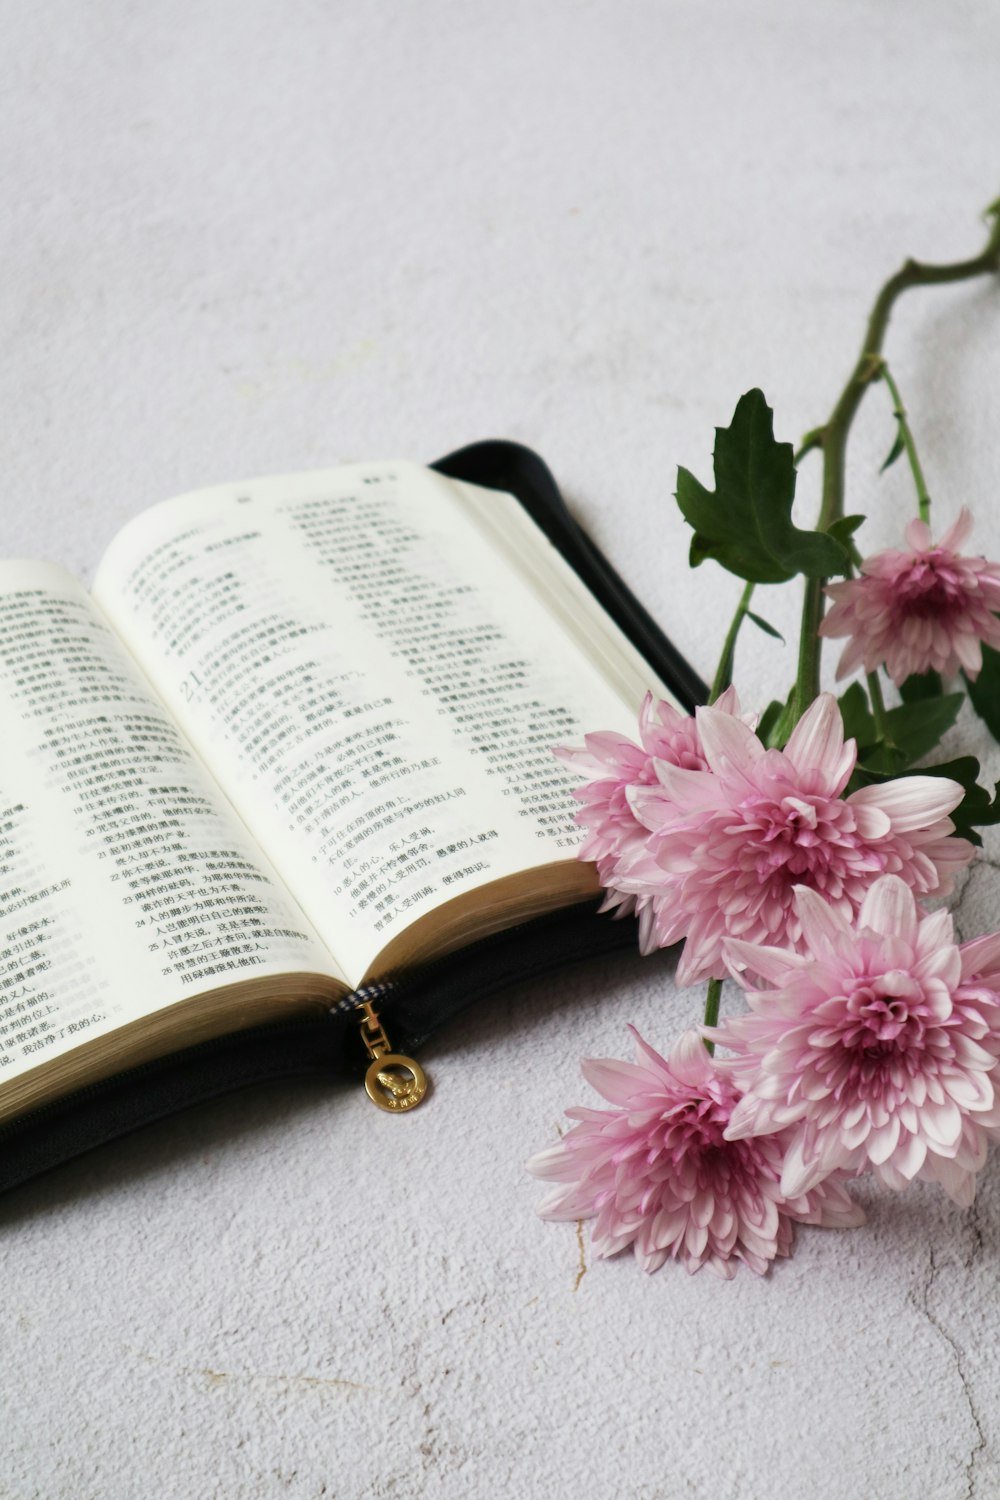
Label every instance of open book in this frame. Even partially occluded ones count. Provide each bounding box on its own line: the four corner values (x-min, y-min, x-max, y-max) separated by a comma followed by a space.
0, 443, 701, 1163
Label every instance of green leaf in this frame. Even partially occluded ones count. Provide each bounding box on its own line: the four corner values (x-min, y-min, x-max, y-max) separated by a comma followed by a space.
827, 515, 866, 548
838, 682, 875, 748
745, 611, 785, 644
840, 681, 961, 769
856, 743, 908, 776
879, 427, 905, 473
757, 688, 798, 749
964, 641, 1000, 744
840, 685, 961, 781
675, 390, 851, 584
882, 695, 963, 766
900, 670, 943, 703
756, 698, 785, 746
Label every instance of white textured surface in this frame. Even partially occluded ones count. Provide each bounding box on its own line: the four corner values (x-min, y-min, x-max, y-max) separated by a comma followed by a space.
4, 4, 1000, 1497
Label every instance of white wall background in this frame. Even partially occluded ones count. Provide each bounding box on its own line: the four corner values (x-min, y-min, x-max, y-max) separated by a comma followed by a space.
3, 3, 1000, 1496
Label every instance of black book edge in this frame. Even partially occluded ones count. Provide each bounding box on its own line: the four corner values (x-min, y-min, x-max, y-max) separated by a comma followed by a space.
0, 441, 707, 1195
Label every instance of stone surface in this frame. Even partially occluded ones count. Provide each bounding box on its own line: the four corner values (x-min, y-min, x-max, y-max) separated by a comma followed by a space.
3, 3, 1000, 1496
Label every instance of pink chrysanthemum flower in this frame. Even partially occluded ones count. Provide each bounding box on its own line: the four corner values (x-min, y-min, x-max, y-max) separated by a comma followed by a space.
554, 687, 746, 952
527, 1027, 863, 1278
712, 877, 1000, 1206
819, 508, 1000, 684
624, 693, 971, 985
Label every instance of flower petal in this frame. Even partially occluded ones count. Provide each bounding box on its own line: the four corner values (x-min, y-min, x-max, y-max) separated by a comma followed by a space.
937, 506, 974, 553
663, 1027, 712, 1084
525, 1143, 575, 1181
626, 1022, 674, 1078
904, 517, 933, 551
724, 938, 802, 986
857, 874, 919, 943
694, 705, 764, 780
793, 885, 854, 953
780, 1134, 833, 1198
712, 684, 741, 716
783, 693, 854, 790
960, 931, 1000, 982
580, 1056, 657, 1104
849, 775, 963, 832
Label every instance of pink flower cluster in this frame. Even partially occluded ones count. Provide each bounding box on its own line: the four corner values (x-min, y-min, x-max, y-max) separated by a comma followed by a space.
559, 692, 970, 985
554, 685, 749, 953
712, 878, 1000, 1207
528, 1027, 863, 1279
532, 683, 1000, 1278
820, 509, 1000, 685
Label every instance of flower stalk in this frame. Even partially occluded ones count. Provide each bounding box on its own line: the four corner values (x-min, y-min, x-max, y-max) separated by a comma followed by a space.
702, 977, 722, 1054
538, 194, 1000, 1279
866, 668, 891, 745
708, 581, 755, 704
704, 582, 760, 1038
879, 362, 932, 524
793, 202, 1000, 719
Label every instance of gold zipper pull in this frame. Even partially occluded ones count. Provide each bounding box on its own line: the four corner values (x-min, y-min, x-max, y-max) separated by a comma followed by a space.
355, 998, 428, 1113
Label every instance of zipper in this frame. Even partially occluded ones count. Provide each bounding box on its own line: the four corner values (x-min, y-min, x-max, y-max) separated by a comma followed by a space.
351, 986, 428, 1113
0, 981, 430, 1156
0, 1009, 350, 1149
0, 900, 639, 1191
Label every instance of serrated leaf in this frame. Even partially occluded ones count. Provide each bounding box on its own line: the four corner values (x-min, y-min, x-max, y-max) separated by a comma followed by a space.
745, 611, 785, 643
964, 641, 1000, 744
675, 390, 851, 584
900, 670, 943, 703
880, 427, 906, 473
914, 758, 1000, 846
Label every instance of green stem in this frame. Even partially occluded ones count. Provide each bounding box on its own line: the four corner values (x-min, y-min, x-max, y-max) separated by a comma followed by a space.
709, 580, 756, 703
700, 205, 1000, 1038
793, 201, 1000, 718
794, 430, 824, 465
702, 581, 761, 1048
701, 582, 760, 1045
866, 670, 891, 744
842, 535, 893, 743
879, 362, 932, 524
702, 978, 722, 1054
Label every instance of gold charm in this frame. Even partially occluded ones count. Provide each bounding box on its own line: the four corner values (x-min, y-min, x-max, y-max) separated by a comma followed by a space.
364, 1053, 428, 1113
355, 997, 429, 1113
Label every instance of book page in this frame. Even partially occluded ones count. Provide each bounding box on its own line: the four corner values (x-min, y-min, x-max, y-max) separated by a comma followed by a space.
93, 464, 661, 987
449, 478, 675, 709
0, 562, 341, 1088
